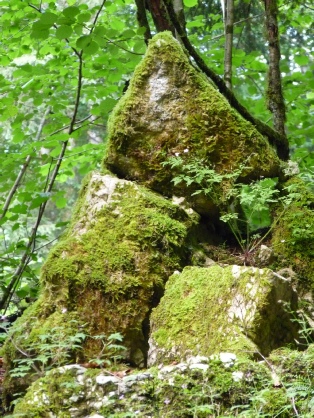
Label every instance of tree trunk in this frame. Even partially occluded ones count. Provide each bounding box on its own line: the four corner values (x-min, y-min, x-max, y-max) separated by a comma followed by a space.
145, 0, 175, 34
264, 0, 287, 138
135, 0, 152, 44
224, 0, 234, 90
173, 0, 186, 35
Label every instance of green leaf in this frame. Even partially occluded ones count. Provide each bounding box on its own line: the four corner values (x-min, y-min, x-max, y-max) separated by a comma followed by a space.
39, 12, 58, 26
31, 28, 50, 40
63, 6, 80, 18
295, 55, 309, 66
83, 40, 99, 55
55, 197, 67, 209
183, 0, 198, 7
56, 25, 73, 40
76, 35, 92, 49
77, 12, 92, 23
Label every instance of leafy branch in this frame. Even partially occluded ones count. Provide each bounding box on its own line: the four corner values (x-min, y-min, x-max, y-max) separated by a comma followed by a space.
0, 55, 84, 314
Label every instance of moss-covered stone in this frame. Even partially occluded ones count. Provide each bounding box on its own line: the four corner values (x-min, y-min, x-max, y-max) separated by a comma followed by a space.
149, 265, 298, 365
12, 346, 314, 417
271, 177, 314, 292
104, 31, 281, 214
2, 172, 198, 403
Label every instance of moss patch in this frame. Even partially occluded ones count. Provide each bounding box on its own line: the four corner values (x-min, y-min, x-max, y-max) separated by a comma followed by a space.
104, 31, 281, 213
271, 177, 314, 292
149, 265, 298, 364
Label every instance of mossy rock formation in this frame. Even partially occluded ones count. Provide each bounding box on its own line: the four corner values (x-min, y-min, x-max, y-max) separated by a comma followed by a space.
13, 346, 314, 417
272, 177, 314, 292
2, 172, 198, 401
105, 32, 281, 214
149, 265, 299, 365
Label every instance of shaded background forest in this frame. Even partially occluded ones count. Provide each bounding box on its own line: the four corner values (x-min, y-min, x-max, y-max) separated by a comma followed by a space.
0, 0, 313, 317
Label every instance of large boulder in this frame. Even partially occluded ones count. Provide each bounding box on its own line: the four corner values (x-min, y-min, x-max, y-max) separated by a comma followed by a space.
2, 172, 198, 402
104, 32, 281, 214
148, 265, 299, 365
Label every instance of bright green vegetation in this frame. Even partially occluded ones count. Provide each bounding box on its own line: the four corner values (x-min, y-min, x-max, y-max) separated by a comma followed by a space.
272, 177, 314, 291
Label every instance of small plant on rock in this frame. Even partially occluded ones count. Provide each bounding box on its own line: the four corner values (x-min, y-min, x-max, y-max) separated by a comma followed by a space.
164, 156, 300, 265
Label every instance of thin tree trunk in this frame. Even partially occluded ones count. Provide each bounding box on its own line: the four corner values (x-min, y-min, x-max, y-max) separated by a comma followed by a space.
173, 0, 186, 35
264, 0, 287, 138
145, 0, 175, 34
224, 0, 234, 90
134, 0, 152, 44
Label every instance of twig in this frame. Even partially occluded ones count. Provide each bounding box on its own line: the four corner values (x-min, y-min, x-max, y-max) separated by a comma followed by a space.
105, 37, 145, 56
90, 0, 107, 35
34, 236, 60, 252
48, 114, 95, 137
0, 106, 51, 221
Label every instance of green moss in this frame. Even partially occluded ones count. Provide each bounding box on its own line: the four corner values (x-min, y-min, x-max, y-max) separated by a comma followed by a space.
13, 368, 81, 417
150, 265, 297, 362
12, 347, 314, 417
2, 173, 198, 402
104, 31, 281, 210
150, 266, 257, 359
271, 177, 314, 291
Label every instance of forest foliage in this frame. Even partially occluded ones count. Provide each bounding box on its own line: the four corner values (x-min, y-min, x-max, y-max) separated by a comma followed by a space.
0, 0, 313, 314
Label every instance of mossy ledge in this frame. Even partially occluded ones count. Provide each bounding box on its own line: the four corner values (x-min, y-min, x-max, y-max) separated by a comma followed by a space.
12, 346, 314, 417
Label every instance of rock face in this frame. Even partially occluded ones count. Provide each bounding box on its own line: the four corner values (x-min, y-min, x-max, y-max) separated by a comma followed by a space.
12, 346, 314, 417
148, 265, 299, 365
105, 32, 281, 214
272, 177, 314, 293
2, 172, 198, 401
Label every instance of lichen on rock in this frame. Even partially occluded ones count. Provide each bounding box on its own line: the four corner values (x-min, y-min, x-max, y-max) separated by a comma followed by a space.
148, 265, 299, 365
104, 31, 281, 214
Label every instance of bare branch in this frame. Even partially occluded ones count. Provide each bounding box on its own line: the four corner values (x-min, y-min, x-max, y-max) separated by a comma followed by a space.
224, 0, 234, 90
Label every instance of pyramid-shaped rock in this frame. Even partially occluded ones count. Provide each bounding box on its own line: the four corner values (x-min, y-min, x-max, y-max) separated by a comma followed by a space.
105, 32, 281, 213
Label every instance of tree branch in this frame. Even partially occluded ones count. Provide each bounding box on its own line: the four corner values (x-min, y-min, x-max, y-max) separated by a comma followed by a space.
0, 53, 84, 313
134, 0, 152, 44
0, 106, 51, 221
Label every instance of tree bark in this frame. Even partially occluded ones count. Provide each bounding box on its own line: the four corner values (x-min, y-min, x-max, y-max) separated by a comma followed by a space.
173, 0, 186, 35
264, 0, 287, 140
145, 0, 175, 34
135, 0, 152, 44
224, 0, 234, 90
